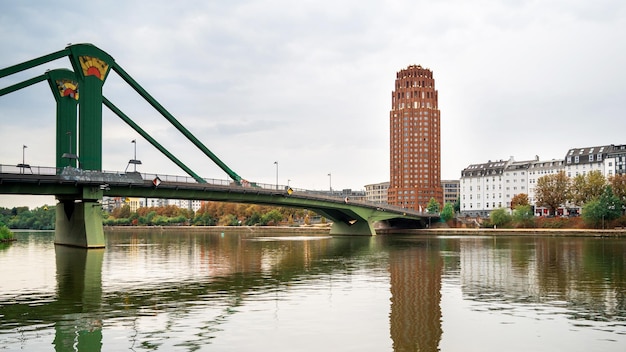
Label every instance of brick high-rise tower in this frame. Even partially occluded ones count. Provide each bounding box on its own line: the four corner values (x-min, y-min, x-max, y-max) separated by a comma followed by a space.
388, 65, 442, 211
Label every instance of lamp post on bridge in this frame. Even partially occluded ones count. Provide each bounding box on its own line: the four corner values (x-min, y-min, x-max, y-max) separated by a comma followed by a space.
61, 131, 79, 167
17, 145, 29, 174
125, 139, 142, 173
328, 172, 332, 195
274, 161, 279, 190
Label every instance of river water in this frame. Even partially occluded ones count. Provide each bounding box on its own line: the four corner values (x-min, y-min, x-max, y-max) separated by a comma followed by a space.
0, 229, 624, 351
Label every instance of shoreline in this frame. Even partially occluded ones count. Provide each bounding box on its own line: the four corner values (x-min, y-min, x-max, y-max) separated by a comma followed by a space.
378, 227, 626, 237
103, 225, 626, 237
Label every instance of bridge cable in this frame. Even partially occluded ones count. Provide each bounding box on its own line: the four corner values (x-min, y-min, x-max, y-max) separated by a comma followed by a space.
103, 96, 207, 183
110, 63, 244, 184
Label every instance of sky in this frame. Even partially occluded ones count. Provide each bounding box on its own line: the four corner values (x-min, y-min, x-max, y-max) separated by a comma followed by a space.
1, 0, 626, 208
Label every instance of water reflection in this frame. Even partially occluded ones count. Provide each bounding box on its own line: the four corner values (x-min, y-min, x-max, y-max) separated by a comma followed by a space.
54, 246, 104, 351
0, 231, 624, 351
388, 238, 443, 352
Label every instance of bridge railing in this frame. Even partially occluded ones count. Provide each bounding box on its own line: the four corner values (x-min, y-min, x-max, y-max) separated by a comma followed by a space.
0, 164, 58, 175
0, 164, 431, 216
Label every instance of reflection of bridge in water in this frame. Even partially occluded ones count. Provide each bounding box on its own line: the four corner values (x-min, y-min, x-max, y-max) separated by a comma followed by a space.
2, 232, 442, 351
2, 233, 623, 351
1, 44, 437, 247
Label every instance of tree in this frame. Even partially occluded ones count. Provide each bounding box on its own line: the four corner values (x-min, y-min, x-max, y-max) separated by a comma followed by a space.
261, 209, 283, 225
609, 173, 626, 206
426, 198, 440, 213
489, 208, 511, 228
440, 202, 455, 222
512, 204, 534, 228
570, 170, 606, 206
510, 193, 529, 209
535, 171, 570, 216
582, 186, 622, 228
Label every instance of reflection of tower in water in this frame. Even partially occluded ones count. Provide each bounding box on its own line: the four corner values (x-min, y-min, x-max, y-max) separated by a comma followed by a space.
388, 243, 443, 352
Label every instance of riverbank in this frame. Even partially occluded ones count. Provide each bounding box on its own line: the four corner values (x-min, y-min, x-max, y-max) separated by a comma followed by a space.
104, 225, 332, 235
103, 225, 626, 237
379, 227, 626, 237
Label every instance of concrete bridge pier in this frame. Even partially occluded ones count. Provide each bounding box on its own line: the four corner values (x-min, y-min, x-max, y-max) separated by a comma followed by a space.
329, 218, 377, 236
55, 187, 105, 248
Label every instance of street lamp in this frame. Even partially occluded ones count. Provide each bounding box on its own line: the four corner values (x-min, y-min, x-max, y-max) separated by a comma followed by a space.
328, 172, 332, 194
61, 131, 79, 167
17, 145, 29, 174
274, 161, 278, 190
125, 139, 142, 173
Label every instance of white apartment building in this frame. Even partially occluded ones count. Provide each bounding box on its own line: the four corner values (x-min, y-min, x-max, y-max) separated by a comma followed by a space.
460, 158, 508, 218
461, 144, 626, 218
365, 182, 389, 204
527, 158, 565, 215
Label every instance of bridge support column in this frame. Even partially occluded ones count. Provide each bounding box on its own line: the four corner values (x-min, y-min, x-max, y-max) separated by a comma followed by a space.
329, 219, 377, 236
55, 188, 105, 248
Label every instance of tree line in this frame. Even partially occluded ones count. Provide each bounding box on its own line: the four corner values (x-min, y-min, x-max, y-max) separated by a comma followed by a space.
0, 202, 320, 230
106, 202, 316, 227
488, 171, 626, 229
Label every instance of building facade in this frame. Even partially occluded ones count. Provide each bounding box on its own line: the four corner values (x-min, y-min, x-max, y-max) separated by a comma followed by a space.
388, 65, 443, 211
365, 182, 389, 204
460, 144, 625, 217
441, 179, 460, 205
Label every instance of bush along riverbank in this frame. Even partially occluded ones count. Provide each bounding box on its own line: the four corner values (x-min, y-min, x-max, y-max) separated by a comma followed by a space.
0, 225, 16, 242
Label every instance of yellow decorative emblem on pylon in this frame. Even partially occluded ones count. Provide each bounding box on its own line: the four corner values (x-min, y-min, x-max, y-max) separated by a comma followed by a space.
78, 55, 109, 80
55, 79, 79, 100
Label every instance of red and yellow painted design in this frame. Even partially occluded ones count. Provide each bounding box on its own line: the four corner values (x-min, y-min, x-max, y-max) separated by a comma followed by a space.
55, 79, 79, 100
78, 55, 109, 80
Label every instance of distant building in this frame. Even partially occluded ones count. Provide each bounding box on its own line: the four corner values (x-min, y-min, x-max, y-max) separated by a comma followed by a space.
365, 182, 389, 204
605, 144, 626, 176
460, 158, 508, 218
388, 65, 443, 210
564, 145, 613, 178
527, 158, 565, 215
460, 144, 626, 217
441, 180, 459, 205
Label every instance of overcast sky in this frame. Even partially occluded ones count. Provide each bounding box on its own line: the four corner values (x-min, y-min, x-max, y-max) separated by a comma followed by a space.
1, 0, 626, 208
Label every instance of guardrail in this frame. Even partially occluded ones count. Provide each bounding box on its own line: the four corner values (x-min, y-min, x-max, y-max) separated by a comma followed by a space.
0, 164, 430, 216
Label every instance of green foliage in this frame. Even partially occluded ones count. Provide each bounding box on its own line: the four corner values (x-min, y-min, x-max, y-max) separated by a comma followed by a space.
571, 171, 606, 206
261, 209, 283, 225
490, 208, 512, 228
426, 198, 440, 213
440, 202, 455, 222
0, 205, 55, 230
245, 212, 262, 226
582, 186, 623, 228
193, 212, 216, 226
512, 205, 535, 228
0, 225, 14, 241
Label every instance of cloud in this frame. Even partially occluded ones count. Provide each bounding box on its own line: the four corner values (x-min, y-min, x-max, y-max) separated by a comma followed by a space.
1, 0, 626, 208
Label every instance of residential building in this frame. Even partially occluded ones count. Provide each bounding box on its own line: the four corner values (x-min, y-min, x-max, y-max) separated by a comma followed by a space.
441, 179, 459, 205
527, 158, 565, 215
388, 65, 442, 210
564, 145, 613, 178
460, 144, 624, 217
460, 159, 508, 218
365, 182, 389, 204
602, 144, 626, 176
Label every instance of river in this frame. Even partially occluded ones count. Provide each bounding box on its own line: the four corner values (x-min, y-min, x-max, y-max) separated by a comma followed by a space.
0, 229, 624, 351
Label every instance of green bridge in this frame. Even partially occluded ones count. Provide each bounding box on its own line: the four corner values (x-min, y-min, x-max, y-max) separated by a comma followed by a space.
0, 43, 435, 248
